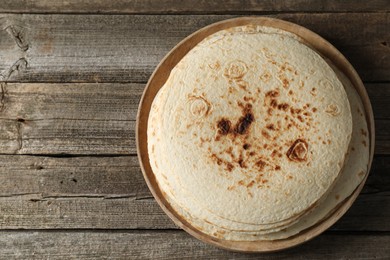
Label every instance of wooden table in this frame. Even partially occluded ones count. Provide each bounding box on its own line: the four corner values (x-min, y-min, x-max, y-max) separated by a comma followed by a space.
0, 1, 389, 259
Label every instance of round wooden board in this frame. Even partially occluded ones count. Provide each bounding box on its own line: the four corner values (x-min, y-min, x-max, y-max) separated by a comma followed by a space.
136, 17, 375, 252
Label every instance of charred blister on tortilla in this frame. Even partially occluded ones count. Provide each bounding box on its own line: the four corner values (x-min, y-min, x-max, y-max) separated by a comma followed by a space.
286, 139, 309, 162
215, 103, 254, 139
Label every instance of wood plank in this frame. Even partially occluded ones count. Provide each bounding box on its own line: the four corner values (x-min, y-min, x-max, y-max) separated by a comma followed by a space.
0, 117, 388, 156
0, 155, 388, 230
0, 0, 389, 14
0, 231, 388, 259
0, 193, 387, 231
0, 155, 150, 197
1, 122, 388, 155
366, 83, 390, 120
2, 82, 388, 121
0, 14, 388, 83
0, 83, 388, 155
0, 155, 387, 197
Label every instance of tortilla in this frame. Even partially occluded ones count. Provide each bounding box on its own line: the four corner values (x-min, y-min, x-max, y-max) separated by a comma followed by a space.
148, 25, 352, 235
159, 64, 369, 240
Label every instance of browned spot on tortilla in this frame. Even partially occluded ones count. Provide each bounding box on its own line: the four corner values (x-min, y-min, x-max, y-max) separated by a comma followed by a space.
226, 163, 234, 171
247, 180, 255, 188
282, 78, 289, 88
208, 61, 221, 70
267, 108, 273, 116
255, 173, 264, 182
288, 90, 293, 95
261, 179, 268, 184
287, 175, 293, 179
266, 124, 275, 131
211, 154, 223, 165
351, 147, 355, 151
238, 180, 245, 186
335, 194, 340, 200
255, 160, 266, 171
249, 151, 255, 156
290, 108, 303, 115
211, 153, 235, 172
265, 90, 279, 98
243, 143, 250, 150
275, 165, 281, 170
312, 107, 317, 112
358, 171, 365, 177
217, 118, 231, 135
270, 99, 278, 108
277, 103, 289, 111
262, 130, 271, 139
237, 80, 248, 90
238, 158, 246, 168
260, 71, 272, 82
243, 96, 256, 102
297, 115, 304, 122
362, 140, 367, 147
234, 105, 254, 135
287, 139, 308, 162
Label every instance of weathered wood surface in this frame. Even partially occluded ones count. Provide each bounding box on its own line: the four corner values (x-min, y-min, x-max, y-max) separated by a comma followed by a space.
0, 6, 388, 258
1, 0, 389, 14
0, 231, 388, 259
0, 14, 388, 83
0, 155, 388, 230
0, 83, 388, 155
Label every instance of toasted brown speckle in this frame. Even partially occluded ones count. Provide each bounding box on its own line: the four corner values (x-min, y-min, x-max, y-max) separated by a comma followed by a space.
262, 130, 271, 139
287, 139, 308, 162
266, 124, 275, 131
243, 143, 250, 150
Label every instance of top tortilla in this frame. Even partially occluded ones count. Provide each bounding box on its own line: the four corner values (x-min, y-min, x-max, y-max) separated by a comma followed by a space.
158, 62, 369, 241
148, 25, 352, 226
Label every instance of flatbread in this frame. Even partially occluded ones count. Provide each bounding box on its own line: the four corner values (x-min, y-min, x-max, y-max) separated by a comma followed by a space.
161, 64, 369, 240
148, 25, 352, 234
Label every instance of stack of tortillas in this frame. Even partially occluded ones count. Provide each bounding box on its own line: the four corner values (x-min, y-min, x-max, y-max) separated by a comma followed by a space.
146, 23, 370, 243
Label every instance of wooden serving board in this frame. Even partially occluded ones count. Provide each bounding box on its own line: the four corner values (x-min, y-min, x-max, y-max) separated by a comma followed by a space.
136, 17, 375, 252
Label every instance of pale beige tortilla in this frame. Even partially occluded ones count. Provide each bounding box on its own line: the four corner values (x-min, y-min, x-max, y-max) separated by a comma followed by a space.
148, 25, 352, 231
160, 65, 369, 240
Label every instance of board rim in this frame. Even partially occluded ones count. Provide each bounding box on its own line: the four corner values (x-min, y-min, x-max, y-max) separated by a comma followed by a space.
136, 16, 375, 253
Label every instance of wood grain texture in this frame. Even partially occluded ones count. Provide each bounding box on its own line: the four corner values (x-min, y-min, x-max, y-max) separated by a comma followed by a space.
0, 8, 387, 256
0, 155, 387, 230
0, 155, 387, 197
0, 231, 388, 259
0, 83, 388, 155
0, 14, 388, 83
0, 0, 389, 14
